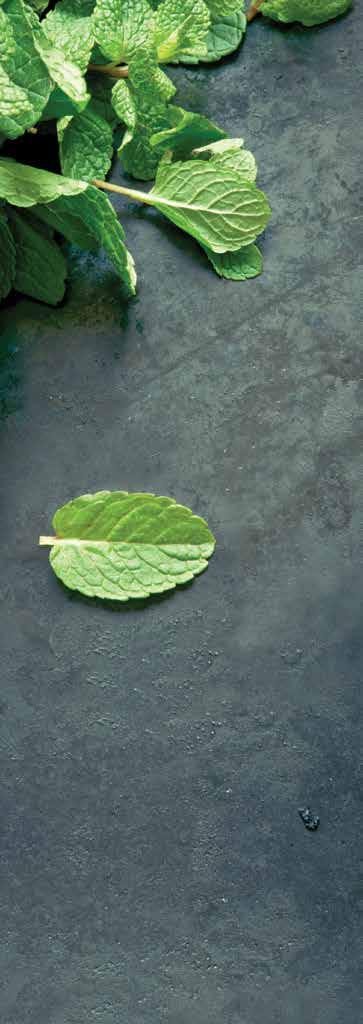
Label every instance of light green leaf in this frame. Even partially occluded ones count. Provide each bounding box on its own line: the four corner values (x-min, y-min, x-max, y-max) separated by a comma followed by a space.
152, 66, 176, 101
0, 64, 33, 140
32, 26, 90, 110
261, 0, 351, 25
42, 0, 94, 73
92, 0, 156, 64
58, 104, 113, 181
198, 10, 246, 63
0, 157, 88, 207
0, 0, 51, 138
149, 154, 271, 252
111, 79, 137, 128
206, 0, 245, 17
9, 208, 67, 304
0, 205, 16, 300
201, 241, 262, 279
155, 0, 210, 63
193, 137, 257, 181
33, 186, 137, 295
151, 105, 226, 158
41, 491, 216, 601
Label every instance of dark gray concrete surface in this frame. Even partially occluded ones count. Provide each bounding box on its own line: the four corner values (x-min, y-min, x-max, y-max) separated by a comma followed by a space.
1, 7, 362, 1023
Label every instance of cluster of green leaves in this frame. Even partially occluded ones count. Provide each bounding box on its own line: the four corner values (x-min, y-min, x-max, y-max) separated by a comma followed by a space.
0, 0, 352, 306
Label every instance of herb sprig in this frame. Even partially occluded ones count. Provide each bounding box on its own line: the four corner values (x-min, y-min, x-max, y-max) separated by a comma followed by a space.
0, 0, 352, 305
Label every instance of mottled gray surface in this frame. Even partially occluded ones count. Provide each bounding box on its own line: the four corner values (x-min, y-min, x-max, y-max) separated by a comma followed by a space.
0, 7, 362, 1023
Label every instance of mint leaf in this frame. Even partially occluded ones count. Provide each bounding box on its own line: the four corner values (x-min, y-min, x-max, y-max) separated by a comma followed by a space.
34, 187, 137, 295
40, 491, 216, 601
117, 50, 172, 179
201, 240, 262, 279
111, 79, 137, 129
42, 0, 94, 74
260, 0, 351, 25
0, 157, 88, 206
155, 0, 210, 63
0, 0, 51, 138
9, 208, 67, 304
0, 205, 16, 300
58, 104, 113, 181
206, 0, 245, 17
149, 153, 271, 252
92, 0, 156, 64
0, 158, 136, 296
32, 26, 90, 111
150, 105, 226, 158
0, 65, 33, 141
193, 138, 257, 181
199, 10, 246, 63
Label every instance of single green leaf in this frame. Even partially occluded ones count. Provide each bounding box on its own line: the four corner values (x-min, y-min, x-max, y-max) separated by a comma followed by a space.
58, 104, 113, 182
155, 0, 210, 63
32, 25, 90, 110
9, 208, 67, 303
198, 10, 246, 63
42, 0, 94, 74
0, 64, 33, 140
149, 154, 271, 252
201, 240, 262, 279
206, 0, 245, 17
111, 79, 137, 129
41, 491, 216, 601
150, 105, 226, 158
0, 0, 51, 138
0, 157, 88, 207
92, 0, 156, 64
34, 186, 137, 295
261, 0, 351, 25
193, 137, 257, 181
0, 205, 16, 300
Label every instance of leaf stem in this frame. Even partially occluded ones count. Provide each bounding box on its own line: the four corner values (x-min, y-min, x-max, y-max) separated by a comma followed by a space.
93, 178, 157, 207
247, 0, 264, 22
88, 62, 129, 79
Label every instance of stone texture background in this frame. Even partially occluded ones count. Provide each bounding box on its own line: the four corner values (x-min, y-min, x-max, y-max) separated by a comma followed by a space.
0, 6, 362, 1022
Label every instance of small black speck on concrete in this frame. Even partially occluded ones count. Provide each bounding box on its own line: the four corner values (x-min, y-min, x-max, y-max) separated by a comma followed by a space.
299, 807, 320, 831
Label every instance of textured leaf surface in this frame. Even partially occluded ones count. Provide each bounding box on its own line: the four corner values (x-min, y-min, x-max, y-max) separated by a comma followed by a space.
34, 186, 137, 295
92, 0, 155, 63
193, 138, 257, 181
201, 11, 246, 62
151, 105, 226, 158
261, 0, 351, 25
111, 79, 137, 128
58, 105, 113, 181
202, 240, 262, 279
149, 155, 271, 252
0, 206, 16, 300
9, 208, 67, 303
42, 0, 94, 73
0, 157, 87, 206
0, 0, 51, 138
32, 28, 89, 109
44, 491, 215, 601
155, 0, 210, 63
206, 0, 245, 17
117, 50, 172, 179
